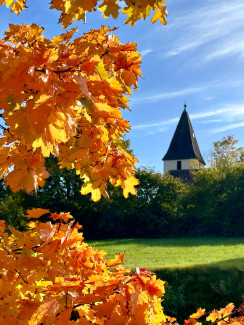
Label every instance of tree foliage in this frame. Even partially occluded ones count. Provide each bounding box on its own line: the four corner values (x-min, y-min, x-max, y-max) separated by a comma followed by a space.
0, 163, 186, 238
0, 24, 142, 201
91, 168, 185, 239
209, 135, 244, 168
1, 156, 243, 239
1, 0, 168, 28
0, 209, 170, 324
180, 163, 244, 237
183, 303, 244, 325
180, 136, 244, 237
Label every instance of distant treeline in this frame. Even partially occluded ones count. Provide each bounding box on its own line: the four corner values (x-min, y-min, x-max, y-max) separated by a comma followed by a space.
1, 156, 244, 239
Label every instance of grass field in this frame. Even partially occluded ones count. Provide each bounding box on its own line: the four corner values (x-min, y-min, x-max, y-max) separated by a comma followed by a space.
87, 237, 244, 270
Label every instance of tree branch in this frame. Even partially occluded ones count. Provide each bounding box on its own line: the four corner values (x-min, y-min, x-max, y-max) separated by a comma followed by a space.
0, 124, 13, 136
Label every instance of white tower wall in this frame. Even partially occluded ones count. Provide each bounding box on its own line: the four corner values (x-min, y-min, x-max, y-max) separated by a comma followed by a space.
164, 159, 191, 174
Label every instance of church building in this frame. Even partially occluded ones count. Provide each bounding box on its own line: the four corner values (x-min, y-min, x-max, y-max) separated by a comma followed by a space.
163, 104, 205, 181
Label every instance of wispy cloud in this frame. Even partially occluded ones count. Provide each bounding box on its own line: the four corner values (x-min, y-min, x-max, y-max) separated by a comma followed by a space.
189, 109, 227, 119
164, 0, 244, 61
204, 96, 214, 101
211, 122, 244, 134
132, 79, 244, 105
217, 104, 244, 120
133, 104, 244, 131
133, 86, 206, 103
140, 49, 153, 57
146, 127, 168, 135
205, 38, 244, 61
197, 119, 222, 124
134, 118, 178, 130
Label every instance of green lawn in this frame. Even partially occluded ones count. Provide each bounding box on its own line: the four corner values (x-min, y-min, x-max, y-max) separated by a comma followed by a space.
87, 238, 244, 270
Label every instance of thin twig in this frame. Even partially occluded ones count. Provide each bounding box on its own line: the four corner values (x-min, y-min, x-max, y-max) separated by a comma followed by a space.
0, 124, 13, 136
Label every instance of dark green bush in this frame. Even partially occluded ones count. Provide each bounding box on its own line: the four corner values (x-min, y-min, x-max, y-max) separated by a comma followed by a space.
1, 158, 243, 239
155, 267, 244, 322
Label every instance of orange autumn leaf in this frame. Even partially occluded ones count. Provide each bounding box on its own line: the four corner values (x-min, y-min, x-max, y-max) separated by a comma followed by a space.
106, 252, 125, 267
220, 303, 235, 316
0, 220, 6, 234
184, 319, 199, 325
25, 208, 51, 219
206, 310, 221, 322
51, 212, 74, 222
190, 308, 206, 319
28, 299, 59, 325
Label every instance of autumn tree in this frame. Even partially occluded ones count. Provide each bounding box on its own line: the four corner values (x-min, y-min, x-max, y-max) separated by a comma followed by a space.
0, 0, 165, 200
0, 1, 172, 324
209, 135, 244, 168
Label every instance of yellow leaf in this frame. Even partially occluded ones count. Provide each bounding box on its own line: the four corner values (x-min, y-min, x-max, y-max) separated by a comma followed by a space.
122, 7, 135, 26
26, 221, 36, 228
91, 188, 102, 202
190, 308, 206, 319
80, 182, 93, 196
64, 0, 71, 12
98, 2, 120, 19
48, 124, 69, 143
32, 137, 51, 157
81, 180, 103, 202
95, 61, 110, 81
34, 94, 53, 107
206, 310, 220, 322
122, 176, 139, 198
151, 7, 167, 25
6, 0, 14, 8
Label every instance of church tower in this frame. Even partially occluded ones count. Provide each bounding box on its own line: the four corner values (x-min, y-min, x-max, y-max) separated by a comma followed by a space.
163, 104, 205, 180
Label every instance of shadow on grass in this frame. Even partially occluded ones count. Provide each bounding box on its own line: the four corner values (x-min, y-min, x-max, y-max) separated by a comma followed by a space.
154, 266, 244, 323
201, 257, 244, 270
150, 257, 244, 270
88, 238, 244, 322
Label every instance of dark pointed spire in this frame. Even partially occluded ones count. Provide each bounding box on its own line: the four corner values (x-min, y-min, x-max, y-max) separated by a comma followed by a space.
184, 100, 187, 111
163, 105, 206, 165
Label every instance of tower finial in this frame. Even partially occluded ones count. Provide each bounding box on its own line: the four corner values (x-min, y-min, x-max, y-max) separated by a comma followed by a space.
184, 100, 187, 111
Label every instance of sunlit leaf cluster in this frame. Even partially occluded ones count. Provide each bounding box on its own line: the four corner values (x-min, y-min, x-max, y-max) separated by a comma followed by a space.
184, 303, 244, 325
1, 0, 167, 28
0, 209, 170, 324
0, 24, 141, 201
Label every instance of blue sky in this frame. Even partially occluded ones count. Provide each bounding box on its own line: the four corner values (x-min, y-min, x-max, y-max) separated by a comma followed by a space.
1, 0, 244, 172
